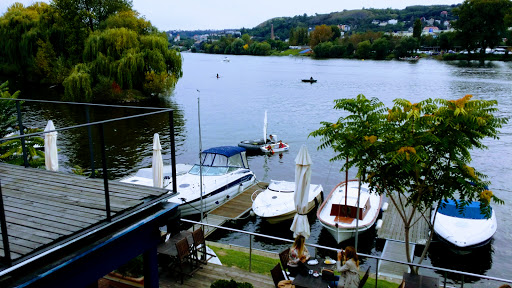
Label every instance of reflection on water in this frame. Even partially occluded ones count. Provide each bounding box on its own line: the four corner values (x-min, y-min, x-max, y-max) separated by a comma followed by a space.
429, 240, 494, 285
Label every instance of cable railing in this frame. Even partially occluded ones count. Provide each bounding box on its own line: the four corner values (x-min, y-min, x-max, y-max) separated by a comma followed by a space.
181, 218, 512, 288
0, 98, 178, 267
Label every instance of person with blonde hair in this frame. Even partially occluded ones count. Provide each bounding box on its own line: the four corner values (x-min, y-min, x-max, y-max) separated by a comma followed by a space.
330, 246, 360, 288
287, 235, 310, 276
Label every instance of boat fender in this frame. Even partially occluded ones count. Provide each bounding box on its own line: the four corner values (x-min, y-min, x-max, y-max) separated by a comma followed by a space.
335, 223, 339, 228
381, 202, 389, 212
250, 210, 255, 217
226, 195, 230, 199
375, 219, 383, 230
215, 201, 219, 205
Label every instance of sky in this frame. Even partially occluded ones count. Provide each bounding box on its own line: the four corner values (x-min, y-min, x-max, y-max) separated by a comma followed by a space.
1, 0, 464, 31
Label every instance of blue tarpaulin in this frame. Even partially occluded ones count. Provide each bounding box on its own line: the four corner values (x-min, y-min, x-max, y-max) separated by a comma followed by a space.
438, 200, 489, 219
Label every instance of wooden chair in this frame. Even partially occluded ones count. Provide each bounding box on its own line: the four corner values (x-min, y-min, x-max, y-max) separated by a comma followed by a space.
278, 248, 290, 280
192, 228, 216, 265
270, 263, 286, 288
171, 237, 199, 284
358, 265, 371, 288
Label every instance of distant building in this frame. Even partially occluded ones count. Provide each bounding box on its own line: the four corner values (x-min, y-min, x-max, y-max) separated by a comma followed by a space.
379, 22, 388, 27
372, 20, 380, 25
426, 18, 435, 25
441, 11, 448, 17
388, 19, 398, 25
338, 24, 351, 32
443, 21, 450, 28
174, 34, 180, 42
422, 26, 440, 35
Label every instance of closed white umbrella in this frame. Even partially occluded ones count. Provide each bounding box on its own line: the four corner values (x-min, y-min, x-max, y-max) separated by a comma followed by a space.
290, 145, 312, 239
44, 120, 58, 171
152, 133, 163, 188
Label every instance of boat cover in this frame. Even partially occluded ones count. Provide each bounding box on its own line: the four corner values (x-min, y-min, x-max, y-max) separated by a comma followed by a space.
203, 146, 246, 157
438, 200, 489, 220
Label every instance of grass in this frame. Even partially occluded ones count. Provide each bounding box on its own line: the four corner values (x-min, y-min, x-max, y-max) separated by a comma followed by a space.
209, 245, 399, 287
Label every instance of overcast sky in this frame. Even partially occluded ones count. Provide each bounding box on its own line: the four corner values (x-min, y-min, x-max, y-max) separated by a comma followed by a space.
1, 0, 463, 31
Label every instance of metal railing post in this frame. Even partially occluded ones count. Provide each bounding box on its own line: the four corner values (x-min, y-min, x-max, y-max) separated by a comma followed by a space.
461, 275, 464, 288
169, 111, 177, 194
99, 123, 111, 221
0, 180, 12, 265
85, 106, 95, 178
15, 101, 29, 167
375, 258, 379, 288
249, 234, 252, 272
444, 271, 447, 288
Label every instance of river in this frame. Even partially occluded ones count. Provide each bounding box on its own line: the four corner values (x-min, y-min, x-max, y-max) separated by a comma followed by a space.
4, 53, 512, 286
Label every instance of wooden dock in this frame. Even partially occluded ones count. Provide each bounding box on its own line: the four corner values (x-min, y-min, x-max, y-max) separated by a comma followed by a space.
198, 182, 268, 236
0, 163, 174, 261
377, 197, 431, 278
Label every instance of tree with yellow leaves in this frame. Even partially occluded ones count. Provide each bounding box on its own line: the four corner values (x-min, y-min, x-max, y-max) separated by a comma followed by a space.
310, 94, 507, 273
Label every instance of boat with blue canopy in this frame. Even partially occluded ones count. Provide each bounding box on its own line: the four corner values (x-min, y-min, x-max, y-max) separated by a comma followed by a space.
432, 199, 497, 253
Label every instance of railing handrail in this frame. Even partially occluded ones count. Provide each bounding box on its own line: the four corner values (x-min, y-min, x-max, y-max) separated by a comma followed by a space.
0, 98, 169, 110
181, 218, 512, 285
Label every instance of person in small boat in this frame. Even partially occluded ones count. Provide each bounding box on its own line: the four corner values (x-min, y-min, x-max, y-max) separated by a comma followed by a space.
287, 235, 310, 276
330, 246, 360, 288
278, 140, 285, 149
268, 134, 276, 143
310, 76, 314, 81
216, 73, 219, 78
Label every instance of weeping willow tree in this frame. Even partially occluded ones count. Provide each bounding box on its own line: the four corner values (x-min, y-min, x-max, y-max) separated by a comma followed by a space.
64, 10, 182, 101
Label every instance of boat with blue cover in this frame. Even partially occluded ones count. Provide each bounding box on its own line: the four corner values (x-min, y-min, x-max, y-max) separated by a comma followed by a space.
121, 146, 255, 216
432, 199, 497, 253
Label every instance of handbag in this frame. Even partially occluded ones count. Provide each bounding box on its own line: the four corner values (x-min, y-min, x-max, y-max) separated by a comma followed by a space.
322, 268, 335, 281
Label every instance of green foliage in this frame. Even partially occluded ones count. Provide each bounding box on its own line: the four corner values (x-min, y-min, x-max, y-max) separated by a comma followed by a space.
210, 279, 253, 288
0, 81, 20, 138
115, 254, 144, 278
372, 38, 389, 60
63, 63, 93, 102
310, 94, 507, 269
355, 40, 372, 59
453, 0, 512, 55
0, 127, 45, 167
309, 24, 333, 48
413, 18, 422, 39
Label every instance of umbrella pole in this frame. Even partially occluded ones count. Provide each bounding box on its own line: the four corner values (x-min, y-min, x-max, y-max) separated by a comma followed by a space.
345, 157, 348, 217
198, 97, 204, 226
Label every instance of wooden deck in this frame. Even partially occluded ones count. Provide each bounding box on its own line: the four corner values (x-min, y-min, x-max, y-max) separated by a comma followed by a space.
0, 163, 173, 262
377, 197, 430, 244
199, 182, 268, 236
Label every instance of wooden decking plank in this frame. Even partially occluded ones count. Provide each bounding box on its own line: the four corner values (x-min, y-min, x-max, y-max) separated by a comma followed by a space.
0, 234, 45, 250
1, 224, 55, 245
4, 204, 101, 225
6, 212, 82, 232
0, 164, 165, 196
7, 222, 63, 240
4, 206, 98, 228
5, 215, 76, 235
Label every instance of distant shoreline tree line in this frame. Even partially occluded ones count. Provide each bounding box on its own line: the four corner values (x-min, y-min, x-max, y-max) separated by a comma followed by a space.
192, 0, 511, 61
0, 0, 183, 103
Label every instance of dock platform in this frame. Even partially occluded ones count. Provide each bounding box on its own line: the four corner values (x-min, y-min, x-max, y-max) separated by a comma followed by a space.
0, 163, 174, 261
198, 182, 268, 236
377, 197, 431, 278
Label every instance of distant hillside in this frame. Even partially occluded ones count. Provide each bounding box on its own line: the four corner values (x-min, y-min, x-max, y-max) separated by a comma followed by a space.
250, 5, 459, 40
171, 5, 459, 40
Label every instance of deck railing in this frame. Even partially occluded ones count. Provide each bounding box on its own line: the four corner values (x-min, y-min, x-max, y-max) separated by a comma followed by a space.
182, 218, 512, 288
0, 98, 178, 266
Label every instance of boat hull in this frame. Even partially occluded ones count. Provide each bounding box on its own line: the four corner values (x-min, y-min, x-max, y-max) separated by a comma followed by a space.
317, 180, 383, 243
252, 181, 323, 224
260, 143, 289, 153
238, 139, 266, 153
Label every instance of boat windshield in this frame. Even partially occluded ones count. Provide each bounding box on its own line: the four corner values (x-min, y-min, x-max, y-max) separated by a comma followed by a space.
438, 200, 489, 219
188, 151, 247, 176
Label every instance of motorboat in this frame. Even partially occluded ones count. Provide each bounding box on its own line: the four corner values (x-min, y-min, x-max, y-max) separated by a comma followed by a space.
432, 199, 497, 253
317, 180, 383, 243
251, 180, 323, 224
121, 146, 256, 216
302, 79, 317, 83
238, 110, 285, 154
260, 142, 289, 154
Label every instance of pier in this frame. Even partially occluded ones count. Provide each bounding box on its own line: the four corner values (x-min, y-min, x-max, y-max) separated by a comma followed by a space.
377, 197, 431, 278
196, 182, 268, 236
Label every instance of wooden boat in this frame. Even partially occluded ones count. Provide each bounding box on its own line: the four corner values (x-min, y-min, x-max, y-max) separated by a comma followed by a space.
317, 180, 383, 243
251, 180, 323, 224
432, 199, 497, 254
260, 142, 289, 154
302, 79, 317, 83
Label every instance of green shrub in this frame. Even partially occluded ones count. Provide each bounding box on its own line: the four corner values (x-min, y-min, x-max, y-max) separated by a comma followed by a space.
210, 279, 253, 288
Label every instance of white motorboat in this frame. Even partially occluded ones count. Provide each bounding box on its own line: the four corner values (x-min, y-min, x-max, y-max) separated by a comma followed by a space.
317, 180, 383, 243
121, 146, 256, 216
260, 142, 289, 154
432, 199, 497, 253
251, 180, 323, 224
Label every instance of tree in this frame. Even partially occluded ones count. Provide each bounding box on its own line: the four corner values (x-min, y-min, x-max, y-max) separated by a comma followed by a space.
371, 38, 389, 60
0, 81, 20, 138
413, 18, 422, 39
309, 25, 333, 48
330, 25, 341, 41
310, 94, 506, 273
355, 40, 371, 59
453, 0, 512, 58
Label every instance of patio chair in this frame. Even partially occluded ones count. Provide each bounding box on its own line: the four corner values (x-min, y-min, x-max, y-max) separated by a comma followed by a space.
270, 263, 286, 288
278, 248, 290, 280
170, 237, 199, 284
192, 227, 216, 265
358, 265, 371, 288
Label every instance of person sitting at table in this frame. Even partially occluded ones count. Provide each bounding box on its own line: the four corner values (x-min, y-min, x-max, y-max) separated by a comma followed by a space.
287, 235, 310, 276
330, 246, 360, 288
